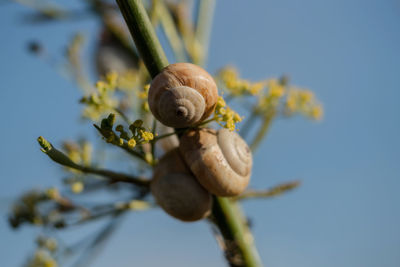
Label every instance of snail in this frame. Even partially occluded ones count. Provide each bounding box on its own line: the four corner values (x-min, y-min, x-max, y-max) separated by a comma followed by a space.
151, 148, 212, 222
179, 128, 252, 197
157, 122, 179, 152
148, 63, 219, 128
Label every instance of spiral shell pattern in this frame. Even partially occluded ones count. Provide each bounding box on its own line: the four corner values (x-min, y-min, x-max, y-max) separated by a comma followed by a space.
179, 128, 252, 197
149, 63, 218, 128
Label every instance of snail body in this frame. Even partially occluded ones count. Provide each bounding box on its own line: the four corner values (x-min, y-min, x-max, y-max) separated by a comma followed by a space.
148, 63, 218, 128
151, 148, 212, 222
179, 128, 252, 197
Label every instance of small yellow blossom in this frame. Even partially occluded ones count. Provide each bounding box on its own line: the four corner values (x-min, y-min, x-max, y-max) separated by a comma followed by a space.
214, 97, 242, 131
233, 113, 242, 123
127, 138, 136, 148
117, 69, 138, 90
128, 200, 151, 210
299, 90, 313, 105
286, 91, 297, 112
309, 105, 323, 120
284, 88, 323, 121
95, 81, 108, 92
218, 66, 265, 96
250, 82, 264, 95
216, 96, 226, 108
29, 249, 57, 267
267, 79, 285, 98
71, 182, 84, 194
140, 130, 154, 142
46, 188, 59, 200
81, 142, 92, 166
105, 71, 118, 88
137, 89, 148, 99
269, 85, 285, 98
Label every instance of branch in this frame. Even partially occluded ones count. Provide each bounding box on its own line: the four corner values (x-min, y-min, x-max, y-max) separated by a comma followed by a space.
234, 180, 301, 201
211, 197, 262, 267
37, 136, 150, 187
195, 0, 216, 66
155, 0, 186, 62
250, 110, 276, 151
115, 1, 263, 266
116, 0, 168, 78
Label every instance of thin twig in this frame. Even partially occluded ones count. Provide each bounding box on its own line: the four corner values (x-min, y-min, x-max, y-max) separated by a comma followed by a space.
155, 0, 186, 62
250, 110, 276, 151
37, 136, 150, 187
234, 180, 301, 201
195, 0, 216, 66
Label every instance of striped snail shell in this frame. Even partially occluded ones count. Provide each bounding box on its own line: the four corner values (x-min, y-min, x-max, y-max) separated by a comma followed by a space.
179, 128, 252, 197
151, 148, 212, 222
148, 63, 218, 128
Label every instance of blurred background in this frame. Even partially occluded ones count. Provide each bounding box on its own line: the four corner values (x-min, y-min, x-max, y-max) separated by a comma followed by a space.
0, 0, 399, 266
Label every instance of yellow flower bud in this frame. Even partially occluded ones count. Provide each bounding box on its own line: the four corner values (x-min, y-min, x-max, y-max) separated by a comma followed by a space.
71, 182, 84, 194
128, 138, 136, 148
310, 105, 323, 120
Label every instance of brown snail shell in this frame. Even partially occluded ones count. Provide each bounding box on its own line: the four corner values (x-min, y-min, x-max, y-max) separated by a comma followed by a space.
179, 128, 252, 197
151, 148, 212, 222
157, 122, 179, 152
148, 63, 218, 128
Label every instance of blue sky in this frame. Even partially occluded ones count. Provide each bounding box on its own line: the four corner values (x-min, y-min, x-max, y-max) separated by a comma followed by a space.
0, 0, 399, 266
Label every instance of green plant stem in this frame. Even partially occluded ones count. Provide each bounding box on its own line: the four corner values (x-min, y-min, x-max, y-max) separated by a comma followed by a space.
250, 111, 275, 152
116, 1, 262, 266
38, 138, 150, 187
239, 110, 258, 139
80, 166, 150, 186
116, 0, 168, 78
153, 131, 177, 141
155, 0, 186, 62
195, 0, 216, 66
234, 180, 301, 201
211, 197, 262, 267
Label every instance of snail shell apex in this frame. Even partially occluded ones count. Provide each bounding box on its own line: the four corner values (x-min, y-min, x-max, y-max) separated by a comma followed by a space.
151, 148, 212, 222
179, 128, 252, 197
149, 63, 218, 128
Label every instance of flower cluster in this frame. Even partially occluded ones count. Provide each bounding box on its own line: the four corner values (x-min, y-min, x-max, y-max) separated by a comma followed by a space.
285, 89, 323, 120
61, 140, 93, 194
26, 249, 57, 267
137, 84, 150, 112
114, 69, 140, 91
213, 96, 242, 131
94, 113, 154, 149
256, 77, 323, 120
217, 66, 264, 96
9, 188, 71, 229
80, 72, 120, 120
256, 78, 286, 112
62, 140, 92, 168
